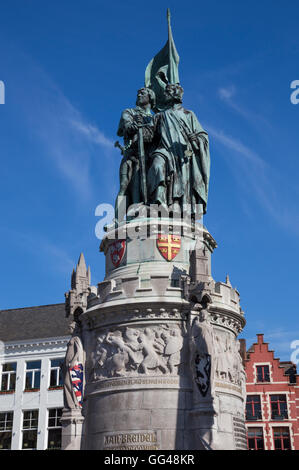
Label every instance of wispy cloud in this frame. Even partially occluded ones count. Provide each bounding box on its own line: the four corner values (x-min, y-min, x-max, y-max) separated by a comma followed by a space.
70, 120, 114, 149
217, 85, 272, 130
4, 46, 115, 202
0, 227, 75, 275
218, 85, 236, 101
27, 83, 114, 201
207, 124, 299, 233
207, 126, 265, 167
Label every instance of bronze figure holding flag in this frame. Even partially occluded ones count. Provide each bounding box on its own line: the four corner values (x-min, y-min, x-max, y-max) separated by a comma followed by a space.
115, 9, 210, 220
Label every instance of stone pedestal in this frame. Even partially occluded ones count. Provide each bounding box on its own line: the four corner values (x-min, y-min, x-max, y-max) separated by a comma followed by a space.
77, 217, 246, 450
61, 409, 84, 450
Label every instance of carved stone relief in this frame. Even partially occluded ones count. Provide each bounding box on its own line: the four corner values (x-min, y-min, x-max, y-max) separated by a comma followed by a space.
214, 331, 245, 387
90, 324, 184, 380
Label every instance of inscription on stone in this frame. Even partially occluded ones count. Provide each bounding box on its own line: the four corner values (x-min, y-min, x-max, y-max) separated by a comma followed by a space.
103, 430, 160, 450
97, 376, 180, 389
233, 416, 247, 450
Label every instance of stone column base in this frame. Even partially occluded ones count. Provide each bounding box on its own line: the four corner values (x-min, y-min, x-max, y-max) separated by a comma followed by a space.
61, 408, 84, 450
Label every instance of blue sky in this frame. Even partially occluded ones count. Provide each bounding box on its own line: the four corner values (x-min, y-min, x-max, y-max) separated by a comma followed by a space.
0, 0, 299, 361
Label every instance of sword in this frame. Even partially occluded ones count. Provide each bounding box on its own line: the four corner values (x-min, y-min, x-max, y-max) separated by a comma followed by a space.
137, 124, 148, 205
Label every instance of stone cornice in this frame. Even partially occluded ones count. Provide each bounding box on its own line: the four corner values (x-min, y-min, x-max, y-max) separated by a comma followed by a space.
209, 306, 246, 335
82, 300, 190, 330
2, 336, 70, 355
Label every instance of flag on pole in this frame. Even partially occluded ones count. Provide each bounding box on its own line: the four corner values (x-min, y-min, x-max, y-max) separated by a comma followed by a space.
145, 9, 180, 111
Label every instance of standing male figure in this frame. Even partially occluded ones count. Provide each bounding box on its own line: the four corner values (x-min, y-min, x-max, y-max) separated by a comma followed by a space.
63, 322, 84, 410
115, 87, 155, 221
147, 83, 210, 219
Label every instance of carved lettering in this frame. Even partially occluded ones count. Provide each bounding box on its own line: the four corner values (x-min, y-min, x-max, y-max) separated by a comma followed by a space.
103, 431, 159, 450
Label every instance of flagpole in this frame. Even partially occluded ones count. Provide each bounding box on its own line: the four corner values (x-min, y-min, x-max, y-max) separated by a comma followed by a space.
167, 8, 173, 83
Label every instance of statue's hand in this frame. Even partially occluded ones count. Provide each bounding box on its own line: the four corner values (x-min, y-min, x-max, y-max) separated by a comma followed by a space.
135, 114, 143, 126
126, 123, 138, 135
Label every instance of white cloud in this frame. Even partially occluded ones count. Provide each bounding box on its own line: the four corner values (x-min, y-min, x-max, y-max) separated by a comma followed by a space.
0, 227, 75, 276
207, 126, 265, 167
206, 124, 299, 233
218, 85, 236, 101
217, 84, 272, 130
5, 49, 115, 202
70, 120, 114, 148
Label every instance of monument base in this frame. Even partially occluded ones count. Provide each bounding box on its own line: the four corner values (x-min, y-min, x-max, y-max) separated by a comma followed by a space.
61, 409, 84, 450
64, 218, 246, 450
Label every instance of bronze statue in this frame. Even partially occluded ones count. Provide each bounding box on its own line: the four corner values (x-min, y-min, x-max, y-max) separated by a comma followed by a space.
115, 87, 155, 221
147, 83, 210, 218
115, 10, 210, 221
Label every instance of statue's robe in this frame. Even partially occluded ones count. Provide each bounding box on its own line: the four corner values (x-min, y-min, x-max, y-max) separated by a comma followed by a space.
148, 103, 210, 216
63, 335, 84, 410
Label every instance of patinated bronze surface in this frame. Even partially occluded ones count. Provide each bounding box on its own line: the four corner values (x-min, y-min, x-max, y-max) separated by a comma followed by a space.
115, 9, 210, 220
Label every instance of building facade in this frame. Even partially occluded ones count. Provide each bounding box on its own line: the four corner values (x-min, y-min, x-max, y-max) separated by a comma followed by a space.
0, 304, 70, 450
245, 334, 299, 450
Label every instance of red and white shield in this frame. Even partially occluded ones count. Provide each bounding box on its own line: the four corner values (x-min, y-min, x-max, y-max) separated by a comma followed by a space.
109, 240, 126, 267
156, 234, 181, 261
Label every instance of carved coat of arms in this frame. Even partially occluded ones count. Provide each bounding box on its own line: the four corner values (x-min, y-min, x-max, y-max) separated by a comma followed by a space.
109, 240, 126, 267
194, 353, 211, 397
156, 234, 181, 261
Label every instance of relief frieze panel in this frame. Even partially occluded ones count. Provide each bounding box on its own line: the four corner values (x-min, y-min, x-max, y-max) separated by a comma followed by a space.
90, 324, 185, 380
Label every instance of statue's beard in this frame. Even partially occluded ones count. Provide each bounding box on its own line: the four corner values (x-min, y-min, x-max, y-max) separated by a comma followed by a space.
164, 93, 174, 104
136, 96, 148, 107
165, 91, 182, 105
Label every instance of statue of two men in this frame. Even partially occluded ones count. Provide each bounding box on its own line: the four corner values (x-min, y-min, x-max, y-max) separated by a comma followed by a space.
115, 83, 210, 220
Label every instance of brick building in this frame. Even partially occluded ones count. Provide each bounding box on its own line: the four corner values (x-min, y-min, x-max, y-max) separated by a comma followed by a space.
244, 334, 299, 450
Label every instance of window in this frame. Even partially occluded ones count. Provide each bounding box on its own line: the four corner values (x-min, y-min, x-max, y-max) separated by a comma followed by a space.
247, 427, 264, 450
49, 359, 63, 389
0, 412, 13, 450
246, 395, 262, 420
273, 427, 291, 450
47, 408, 62, 450
25, 361, 41, 391
0, 363, 16, 392
22, 410, 38, 450
270, 395, 288, 420
285, 365, 297, 384
256, 365, 270, 382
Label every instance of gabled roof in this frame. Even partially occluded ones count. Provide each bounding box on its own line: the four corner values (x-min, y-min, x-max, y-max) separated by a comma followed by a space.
0, 303, 71, 342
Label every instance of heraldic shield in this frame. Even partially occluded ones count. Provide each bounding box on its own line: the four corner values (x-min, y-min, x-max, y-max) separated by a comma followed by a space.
194, 353, 211, 397
109, 240, 126, 268
70, 363, 84, 407
156, 234, 181, 261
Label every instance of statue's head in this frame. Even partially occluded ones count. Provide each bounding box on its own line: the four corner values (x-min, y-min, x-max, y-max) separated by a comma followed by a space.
164, 83, 184, 104
70, 321, 80, 335
199, 309, 209, 323
136, 87, 156, 109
